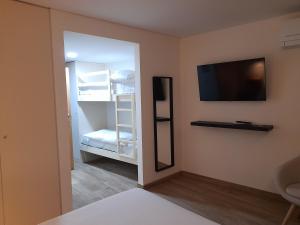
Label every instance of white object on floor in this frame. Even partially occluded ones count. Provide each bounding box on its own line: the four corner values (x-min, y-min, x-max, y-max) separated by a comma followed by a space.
274, 155, 300, 225
286, 183, 300, 198
39, 188, 220, 225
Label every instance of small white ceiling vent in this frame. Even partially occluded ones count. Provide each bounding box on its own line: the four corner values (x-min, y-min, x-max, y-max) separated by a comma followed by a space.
281, 18, 300, 48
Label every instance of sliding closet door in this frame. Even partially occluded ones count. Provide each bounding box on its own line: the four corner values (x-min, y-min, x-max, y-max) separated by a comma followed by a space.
0, 1, 61, 225
0, 2, 6, 225
0, 158, 3, 225
0, 3, 5, 220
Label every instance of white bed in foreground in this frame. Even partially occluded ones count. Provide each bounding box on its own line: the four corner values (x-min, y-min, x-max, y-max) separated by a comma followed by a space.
39, 188, 219, 225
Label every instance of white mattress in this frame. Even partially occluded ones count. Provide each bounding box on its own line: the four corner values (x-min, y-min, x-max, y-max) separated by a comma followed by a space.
39, 188, 219, 225
111, 70, 135, 94
111, 82, 135, 95
111, 69, 135, 80
81, 129, 133, 154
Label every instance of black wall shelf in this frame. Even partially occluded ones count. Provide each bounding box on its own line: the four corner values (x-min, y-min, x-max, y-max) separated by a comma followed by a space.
190, 120, 273, 132
156, 117, 171, 122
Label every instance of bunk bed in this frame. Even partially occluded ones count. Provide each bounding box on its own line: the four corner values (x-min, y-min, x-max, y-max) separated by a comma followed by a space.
81, 129, 132, 153
77, 70, 111, 101
77, 69, 137, 165
110, 70, 135, 95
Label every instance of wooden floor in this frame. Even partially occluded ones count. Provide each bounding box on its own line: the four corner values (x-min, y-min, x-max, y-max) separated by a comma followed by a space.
71, 158, 138, 209
71, 161, 300, 224
147, 172, 300, 225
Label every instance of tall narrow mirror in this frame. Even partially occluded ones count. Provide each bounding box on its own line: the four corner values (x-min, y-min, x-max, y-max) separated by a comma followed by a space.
152, 76, 174, 172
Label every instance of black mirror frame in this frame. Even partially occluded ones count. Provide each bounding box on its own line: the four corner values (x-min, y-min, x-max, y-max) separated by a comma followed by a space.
152, 76, 175, 172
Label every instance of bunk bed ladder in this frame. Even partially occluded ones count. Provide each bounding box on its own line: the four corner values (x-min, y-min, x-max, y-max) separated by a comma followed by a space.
115, 94, 137, 160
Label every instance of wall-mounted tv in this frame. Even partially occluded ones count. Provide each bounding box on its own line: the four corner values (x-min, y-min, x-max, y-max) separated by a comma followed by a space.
197, 58, 266, 101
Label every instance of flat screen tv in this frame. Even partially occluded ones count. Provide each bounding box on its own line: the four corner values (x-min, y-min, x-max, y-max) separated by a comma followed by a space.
197, 58, 266, 101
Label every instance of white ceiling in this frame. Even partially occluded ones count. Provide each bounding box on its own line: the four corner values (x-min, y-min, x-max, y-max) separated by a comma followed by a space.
64, 31, 136, 63
21, 0, 300, 37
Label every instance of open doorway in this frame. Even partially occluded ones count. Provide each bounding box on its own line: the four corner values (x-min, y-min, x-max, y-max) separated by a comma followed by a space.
63, 31, 141, 209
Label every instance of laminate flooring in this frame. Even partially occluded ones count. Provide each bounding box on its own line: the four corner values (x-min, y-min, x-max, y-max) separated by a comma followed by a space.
72, 160, 300, 225
147, 172, 300, 225
71, 158, 138, 209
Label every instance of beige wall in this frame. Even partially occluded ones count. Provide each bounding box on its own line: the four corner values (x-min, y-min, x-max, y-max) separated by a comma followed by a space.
0, 1, 61, 225
50, 9, 181, 212
180, 12, 300, 193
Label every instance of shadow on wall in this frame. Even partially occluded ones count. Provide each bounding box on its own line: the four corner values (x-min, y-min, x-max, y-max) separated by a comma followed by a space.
78, 101, 108, 131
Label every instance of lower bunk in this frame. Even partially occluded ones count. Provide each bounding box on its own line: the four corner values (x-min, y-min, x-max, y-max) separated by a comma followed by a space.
80, 129, 137, 165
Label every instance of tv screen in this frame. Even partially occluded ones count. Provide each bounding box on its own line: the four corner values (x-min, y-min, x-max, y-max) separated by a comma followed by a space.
197, 58, 266, 101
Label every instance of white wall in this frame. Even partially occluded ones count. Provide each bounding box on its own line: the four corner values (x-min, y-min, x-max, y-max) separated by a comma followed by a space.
105, 102, 116, 130
107, 60, 135, 71
75, 61, 106, 74
66, 62, 81, 161
77, 102, 108, 136
180, 12, 300, 193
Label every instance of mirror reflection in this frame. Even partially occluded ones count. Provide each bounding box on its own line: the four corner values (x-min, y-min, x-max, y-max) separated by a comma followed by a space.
153, 77, 174, 171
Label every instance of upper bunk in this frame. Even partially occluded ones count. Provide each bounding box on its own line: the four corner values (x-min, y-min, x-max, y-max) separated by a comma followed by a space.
77, 69, 135, 102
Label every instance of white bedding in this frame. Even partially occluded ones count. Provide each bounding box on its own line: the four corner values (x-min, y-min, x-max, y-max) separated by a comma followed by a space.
39, 188, 220, 225
81, 129, 133, 154
112, 83, 135, 95
111, 70, 135, 81
111, 70, 135, 94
